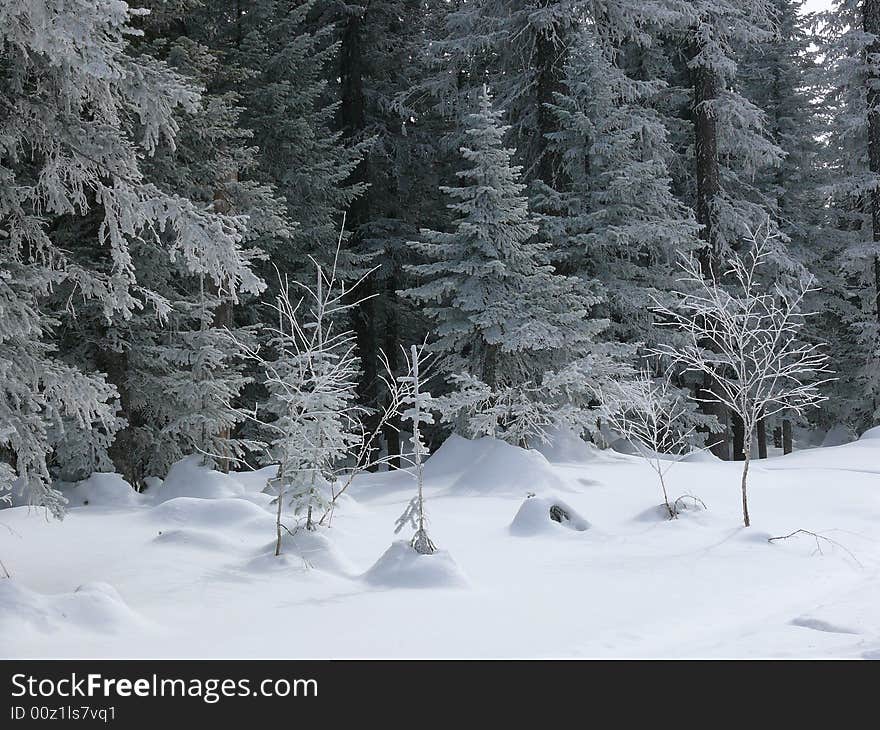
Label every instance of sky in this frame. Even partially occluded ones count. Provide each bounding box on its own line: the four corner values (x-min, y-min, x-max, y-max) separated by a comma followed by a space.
802, 0, 833, 13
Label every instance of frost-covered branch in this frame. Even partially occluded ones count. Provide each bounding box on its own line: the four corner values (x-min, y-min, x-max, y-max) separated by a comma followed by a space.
650, 224, 833, 526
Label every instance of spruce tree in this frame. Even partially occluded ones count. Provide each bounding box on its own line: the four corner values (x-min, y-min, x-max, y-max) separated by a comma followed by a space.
403, 87, 615, 440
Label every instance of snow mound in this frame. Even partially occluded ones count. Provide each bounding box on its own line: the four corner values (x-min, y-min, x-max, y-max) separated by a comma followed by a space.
0, 580, 147, 634
280, 529, 356, 575
148, 497, 270, 528
680, 449, 720, 463
152, 456, 245, 503
152, 528, 235, 552
821, 425, 857, 447
633, 497, 707, 523
364, 541, 468, 589
423, 434, 493, 480
61, 473, 141, 508
532, 426, 607, 464
509, 495, 590, 536
232, 466, 278, 494
428, 436, 564, 495
245, 530, 355, 576
859, 426, 880, 442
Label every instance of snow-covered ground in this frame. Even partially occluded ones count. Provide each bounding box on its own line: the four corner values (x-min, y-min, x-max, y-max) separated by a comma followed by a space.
2, 429, 879, 659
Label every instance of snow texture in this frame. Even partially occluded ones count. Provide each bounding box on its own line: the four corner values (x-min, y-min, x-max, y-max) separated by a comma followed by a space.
3, 431, 880, 658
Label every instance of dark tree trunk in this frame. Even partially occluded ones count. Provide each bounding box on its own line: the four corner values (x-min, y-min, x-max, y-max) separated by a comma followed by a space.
782, 419, 793, 455
532, 3, 567, 188
383, 273, 401, 469
757, 412, 768, 459
210, 170, 237, 472
692, 65, 721, 278
731, 413, 745, 461
339, 6, 380, 467
99, 345, 143, 490
690, 36, 728, 460
866, 2, 880, 324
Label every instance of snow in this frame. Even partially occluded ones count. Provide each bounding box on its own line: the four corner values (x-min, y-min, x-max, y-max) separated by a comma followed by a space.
151, 456, 247, 502
364, 542, 467, 589
2, 432, 880, 658
509, 495, 590, 536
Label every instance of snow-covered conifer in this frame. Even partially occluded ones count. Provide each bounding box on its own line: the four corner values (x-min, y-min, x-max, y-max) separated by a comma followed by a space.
393, 345, 437, 555
403, 86, 614, 439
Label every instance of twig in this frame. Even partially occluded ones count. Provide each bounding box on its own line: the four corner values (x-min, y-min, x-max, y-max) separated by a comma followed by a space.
672, 494, 707, 515
768, 529, 862, 567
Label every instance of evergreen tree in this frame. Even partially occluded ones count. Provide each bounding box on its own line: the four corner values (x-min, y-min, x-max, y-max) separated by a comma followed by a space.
1, 0, 259, 505
403, 87, 617, 441
543, 23, 701, 348
819, 0, 880, 430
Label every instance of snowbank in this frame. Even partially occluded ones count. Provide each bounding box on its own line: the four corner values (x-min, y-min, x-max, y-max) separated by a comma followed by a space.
151, 456, 245, 503
680, 449, 720, 463
364, 541, 467, 589
509, 495, 590, 536
148, 496, 271, 529
427, 435, 565, 496
0, 580, 148, 635
821, 424, 857, 447
61, 473, 142, 508
859, 425, 880, 441
532, 426, 608, 464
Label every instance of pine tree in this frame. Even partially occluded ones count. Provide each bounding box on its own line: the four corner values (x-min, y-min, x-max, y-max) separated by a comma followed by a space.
543, 23, 701, 348
1, 0, 259, 506
819, 0, 880, 430
403, 87, 615, 441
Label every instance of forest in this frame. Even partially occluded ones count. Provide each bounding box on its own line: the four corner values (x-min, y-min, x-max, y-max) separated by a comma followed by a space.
6, 0, 880, 661
4, 0, 877, 520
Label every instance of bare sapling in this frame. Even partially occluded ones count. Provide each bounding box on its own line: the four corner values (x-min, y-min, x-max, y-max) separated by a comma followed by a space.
651, 224, 833, 527
596, 370, 710, 519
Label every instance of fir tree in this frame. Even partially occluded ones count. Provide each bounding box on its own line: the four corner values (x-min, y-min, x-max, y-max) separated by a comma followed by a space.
403, 87, 615, 441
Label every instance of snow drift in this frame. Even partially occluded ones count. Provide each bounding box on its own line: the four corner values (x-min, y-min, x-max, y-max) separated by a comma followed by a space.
509, 495, 590, 536
364, 542, 467, 589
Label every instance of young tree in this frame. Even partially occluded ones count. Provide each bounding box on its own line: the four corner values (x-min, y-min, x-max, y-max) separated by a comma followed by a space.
393, 345, 437, 555
596, 371, 716, 519
235, 249, 368, 554
652, 226, 833, 527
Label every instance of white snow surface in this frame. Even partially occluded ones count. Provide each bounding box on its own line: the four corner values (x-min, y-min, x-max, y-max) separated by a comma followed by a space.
2, 433, 880, 658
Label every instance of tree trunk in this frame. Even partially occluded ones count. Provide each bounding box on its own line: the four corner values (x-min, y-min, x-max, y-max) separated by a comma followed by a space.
690, 38, 728, 460
383, 280, 401, 469
757, 412, 768, 459
740, 447, 751, 528
692, 61, 721, 278
532, 2, 567, 187
866, 2, 880, 327
100, 345, 143, 490
210, 169, 238, 473
731, 413, 745, 461
339, 6, 381, 468
782, 419, 793, 454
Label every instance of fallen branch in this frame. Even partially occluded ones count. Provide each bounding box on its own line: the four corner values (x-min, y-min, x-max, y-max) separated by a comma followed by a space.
768, 529, 862, 567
